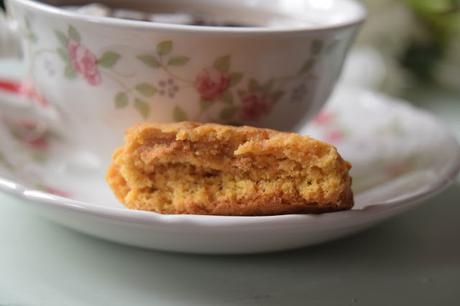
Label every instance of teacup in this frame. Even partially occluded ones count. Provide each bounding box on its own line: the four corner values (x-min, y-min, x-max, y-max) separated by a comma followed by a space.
0, 0, 365, 168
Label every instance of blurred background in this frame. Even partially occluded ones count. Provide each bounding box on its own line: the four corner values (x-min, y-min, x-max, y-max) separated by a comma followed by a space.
344, 0, 460, 95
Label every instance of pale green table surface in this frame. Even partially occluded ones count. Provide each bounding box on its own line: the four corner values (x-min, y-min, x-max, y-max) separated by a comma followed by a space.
1, 60, 459, 306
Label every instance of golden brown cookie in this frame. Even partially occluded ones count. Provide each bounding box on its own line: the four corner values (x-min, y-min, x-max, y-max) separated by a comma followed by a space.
106, 122, 353, 215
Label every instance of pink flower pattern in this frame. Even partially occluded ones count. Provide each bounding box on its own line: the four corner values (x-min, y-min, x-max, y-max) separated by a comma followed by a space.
20, 81, 50, 107
194, 68, 230, 101
26, 137, 48, 150
44, 186, 70, 197
68, 40, 101, 86
323, 130, 345, 144
8, 120, 50, 151
241, 93, 271, 121
313, 111, 334, 125
49, 30, 316, 122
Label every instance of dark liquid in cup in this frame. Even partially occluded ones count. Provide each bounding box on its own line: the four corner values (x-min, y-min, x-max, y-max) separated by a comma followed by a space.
63, 3, 259, 27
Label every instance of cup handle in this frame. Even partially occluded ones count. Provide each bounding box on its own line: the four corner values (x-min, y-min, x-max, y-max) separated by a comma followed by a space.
0, 10, 22, 59
0, 10, 57, 124
0, 9, 29, 110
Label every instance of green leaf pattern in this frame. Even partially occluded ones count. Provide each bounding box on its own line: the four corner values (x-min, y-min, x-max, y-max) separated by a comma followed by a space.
53, 25, 122, 84
137, 40, 190, 71
68, 25, 81, 42
229, 73, 243, 87
311, 39, 323, 55
156, 40, 173, 56
98, 51, 121, 68
137, 54, 161, 68
299, 59, 315, 75
168, 56, 190, 66
297, 38, 328, 75
57, 47, 69, 62
134, 98, 150, 119
173, 106, 188, 122
43, 25, 322, 121
64, 65, 77, 79
135, 83, 157, 97
213, 55, 231, 73
114, 92, 129, 108
55, 30, 69, 46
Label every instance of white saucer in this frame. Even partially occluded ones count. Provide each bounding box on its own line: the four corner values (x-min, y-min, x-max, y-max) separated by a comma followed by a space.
0, 81, 459, 254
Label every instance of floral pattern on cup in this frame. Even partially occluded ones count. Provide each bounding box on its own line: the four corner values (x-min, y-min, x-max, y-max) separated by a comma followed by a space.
237, 79, 284, 121
195, 68, 230, 101
132, 40, 321, 123
240, 93, 271, 120
28, 23, 325, 121
114, 40, 190, 118
67, 40, 101, 85
54, 25, 121, 86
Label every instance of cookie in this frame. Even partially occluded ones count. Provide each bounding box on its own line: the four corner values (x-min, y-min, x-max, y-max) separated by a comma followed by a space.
107, 122, 353, 215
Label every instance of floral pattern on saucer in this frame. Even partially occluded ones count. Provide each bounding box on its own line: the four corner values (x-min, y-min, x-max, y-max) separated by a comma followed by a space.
303, 87, 455, 200
0, 115, 69, 197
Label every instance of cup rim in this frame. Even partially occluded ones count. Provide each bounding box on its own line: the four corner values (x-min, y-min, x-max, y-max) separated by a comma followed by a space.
10, 0, 366, 34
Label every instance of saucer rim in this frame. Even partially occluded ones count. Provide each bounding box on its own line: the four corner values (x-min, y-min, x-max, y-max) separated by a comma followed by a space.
1, 88, 459, 227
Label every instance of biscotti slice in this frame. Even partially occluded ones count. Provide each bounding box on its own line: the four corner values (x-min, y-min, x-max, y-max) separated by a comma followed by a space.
106, 122, 353, 215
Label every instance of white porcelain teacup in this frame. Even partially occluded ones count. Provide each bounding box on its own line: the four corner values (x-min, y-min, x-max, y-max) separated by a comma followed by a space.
0, 0, 365, 168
